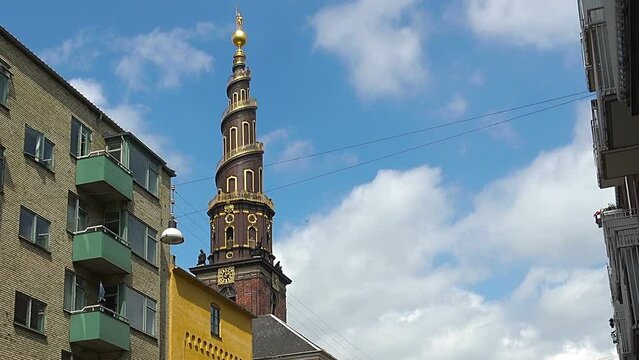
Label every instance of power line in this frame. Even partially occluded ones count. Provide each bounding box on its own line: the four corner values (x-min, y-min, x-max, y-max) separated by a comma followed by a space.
173, 90, 589, 187
286, 303, 353, 360
266, 93, 591, 193
173, 203, 209, 248
287, 300, 364, 360
174, 190, 211, 231
288, 292, 373, 360
175, 93, 591, 219
264, 90, 588, 167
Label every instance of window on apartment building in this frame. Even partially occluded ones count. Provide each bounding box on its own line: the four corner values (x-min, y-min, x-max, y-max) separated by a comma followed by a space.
107, 138, 160, 195
14, 291, 46, 333
104, 210, 156, 264
129, 143, 159, 196
19, 206, 50, 249
103, 285, 122, 315
106, 138, 123, 163
24, 126, 54, 170
0, 147, 5, 192
63, 270, 86, 312
127, 214, 157, 265
0, 63, 9, 107
125, 287, 156, 336
102, 285, 155, 336
70, 118, 92, 157
210, 304, 220, 337
67, 193, 88, 232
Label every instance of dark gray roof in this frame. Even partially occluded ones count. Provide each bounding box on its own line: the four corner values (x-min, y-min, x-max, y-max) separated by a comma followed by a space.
253, 315, 337, 359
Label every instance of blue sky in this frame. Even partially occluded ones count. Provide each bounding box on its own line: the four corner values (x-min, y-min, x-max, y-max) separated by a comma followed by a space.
3, 1, 619, 358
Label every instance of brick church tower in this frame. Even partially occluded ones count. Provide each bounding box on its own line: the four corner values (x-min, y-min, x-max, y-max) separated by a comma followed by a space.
191, 10, 290, 321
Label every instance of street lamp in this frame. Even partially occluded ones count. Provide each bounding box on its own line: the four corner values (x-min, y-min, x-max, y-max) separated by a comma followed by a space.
160, 185, 184, 245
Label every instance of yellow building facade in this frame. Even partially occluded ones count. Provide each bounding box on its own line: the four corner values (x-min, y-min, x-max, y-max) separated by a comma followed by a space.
169, 266, 254, 360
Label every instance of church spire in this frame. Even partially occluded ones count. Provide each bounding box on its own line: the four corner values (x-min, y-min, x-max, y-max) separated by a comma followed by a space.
194, 10, 290, 322
232, 8, 248, 70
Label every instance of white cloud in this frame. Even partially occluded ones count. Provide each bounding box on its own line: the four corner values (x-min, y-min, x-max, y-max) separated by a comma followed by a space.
42, 23, 215, 91
443, 93, 468, 118
40, 28, 101, 70
465, 0, 580, 49
311, 0, 428, 99
115, 25, 214, 90
278, 103, 616, 359
261, 129, 290, 147
69, 78, 192, 175
69, 78, 107, 107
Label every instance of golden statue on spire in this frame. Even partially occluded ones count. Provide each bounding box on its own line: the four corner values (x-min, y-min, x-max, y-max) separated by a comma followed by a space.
232, 8, 247, 48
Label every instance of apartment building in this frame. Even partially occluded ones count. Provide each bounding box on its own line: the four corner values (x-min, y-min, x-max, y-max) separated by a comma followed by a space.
0, 26, 174, 359
578, 0, 639, 358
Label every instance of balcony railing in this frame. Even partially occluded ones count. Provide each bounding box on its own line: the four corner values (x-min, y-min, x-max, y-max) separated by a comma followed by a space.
614, 304, 633, 356
227, 68, 251, 85
217, 142, 264, 170
209, 190, 274, 210
578, 0, 617, 96
221, 98, 258, 120
590, 99, 607, 187
69, 305, 130, 352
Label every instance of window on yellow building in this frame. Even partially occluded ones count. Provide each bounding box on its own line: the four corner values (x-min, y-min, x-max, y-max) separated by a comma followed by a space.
211, 304, 220, 337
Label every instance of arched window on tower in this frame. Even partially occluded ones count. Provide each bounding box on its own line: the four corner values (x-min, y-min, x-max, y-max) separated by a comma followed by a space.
232, 92, 238, 104
225, 227, 234, 248
240, 89, 246, 100
242, 122, 250, 145
252, 120, 256, 143
227, 176, 237, 193
229, 127, 238, 150
244, 169, 254, 192
223, 136, 227, 155
248, 226, 257, 248
259, 167, 263, 193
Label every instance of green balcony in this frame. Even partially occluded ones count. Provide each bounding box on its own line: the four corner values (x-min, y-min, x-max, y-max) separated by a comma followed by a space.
73, 226, 132, 275
69, 306, 130, 352
76, 152, 133, 201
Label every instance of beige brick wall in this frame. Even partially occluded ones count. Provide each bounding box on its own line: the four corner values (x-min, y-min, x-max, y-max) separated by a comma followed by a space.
0, 30, 172, 359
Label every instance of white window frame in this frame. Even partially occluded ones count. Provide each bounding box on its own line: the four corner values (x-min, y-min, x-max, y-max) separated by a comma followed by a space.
67, 193, 88, 232
0, 64, 10, 107
24, 126, 54, 170
70, 118, 92, 158
63, 270, 86, 312
125, 287, 156, 336
126, 213, 157, 265
19, 206, 50, 249
14, 291, 46, 333
0, 147, 5, 192
129, 143, 160, 196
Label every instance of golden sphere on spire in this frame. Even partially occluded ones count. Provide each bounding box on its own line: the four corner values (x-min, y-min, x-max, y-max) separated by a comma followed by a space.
232, 29, 247, 48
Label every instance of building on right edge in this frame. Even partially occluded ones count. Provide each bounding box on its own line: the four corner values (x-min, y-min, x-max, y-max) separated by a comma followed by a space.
578, 0, 639, 358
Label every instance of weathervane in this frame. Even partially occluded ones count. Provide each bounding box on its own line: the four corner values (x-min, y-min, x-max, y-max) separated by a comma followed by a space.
236, 7, 243, 30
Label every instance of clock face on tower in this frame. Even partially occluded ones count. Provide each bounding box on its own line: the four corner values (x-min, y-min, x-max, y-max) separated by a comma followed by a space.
218, 266, 236, 285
